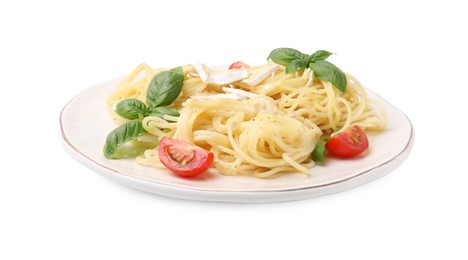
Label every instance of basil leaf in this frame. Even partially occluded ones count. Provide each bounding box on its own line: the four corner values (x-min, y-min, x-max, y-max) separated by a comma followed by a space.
309, 60, 347, 93
285, 59, 308, 74
172, 66, 184, 76
115, 99, 148, 120
268, 48, 309, 66
332, 127, 342, 134
103, 121, 147, 159
309, 50, 333, 63
146, 67, 184, 107
147, 107, 180, 120
312, 137, 330, 163
113, 144, 148, 159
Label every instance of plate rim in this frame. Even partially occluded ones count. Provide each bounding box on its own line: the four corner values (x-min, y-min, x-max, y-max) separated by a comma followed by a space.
59, 77, 414, 201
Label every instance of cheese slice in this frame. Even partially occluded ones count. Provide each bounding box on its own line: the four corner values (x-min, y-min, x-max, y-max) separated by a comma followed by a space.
222, 87, 259, 100
190, 86, 278, 114
191, 93, 244, 100
238, 64, 279, 88
222, 87, 278, 114
193, 63, 249, 85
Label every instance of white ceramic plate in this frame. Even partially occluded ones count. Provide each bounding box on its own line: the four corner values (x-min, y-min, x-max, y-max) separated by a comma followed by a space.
60, 77, 414, 203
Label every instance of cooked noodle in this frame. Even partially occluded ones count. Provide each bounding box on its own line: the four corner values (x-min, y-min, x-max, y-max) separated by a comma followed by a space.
107, 63, 387, 178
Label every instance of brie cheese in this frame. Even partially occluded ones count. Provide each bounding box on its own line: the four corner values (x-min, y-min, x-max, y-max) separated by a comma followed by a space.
239, 64, 279, 88
193, 63, 249, 85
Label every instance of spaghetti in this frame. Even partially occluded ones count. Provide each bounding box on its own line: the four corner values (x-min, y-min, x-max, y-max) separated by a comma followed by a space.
106, 62, 387, 178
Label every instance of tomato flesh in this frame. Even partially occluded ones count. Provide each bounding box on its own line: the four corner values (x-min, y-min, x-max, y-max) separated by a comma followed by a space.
325, 125, 369, 157
158, 137, 214, 177
229, 61, 250, 69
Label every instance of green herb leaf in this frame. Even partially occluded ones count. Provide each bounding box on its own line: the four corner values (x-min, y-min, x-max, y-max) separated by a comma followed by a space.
115, 98, 148, 120
308, 50, 333, 63
103, 121, 147, 159
147, 107, 180, 120
146, 67, 184, 107
285, 59, 308, 74
332, 127, 342, 135
309, 60, 347, 93
268, 48, 309, 66
113, 144, 149, 159
172, 66, 184, 76
312, 137, 330, 163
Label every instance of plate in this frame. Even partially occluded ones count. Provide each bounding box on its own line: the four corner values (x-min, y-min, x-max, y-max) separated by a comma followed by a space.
60, 77, 414, 203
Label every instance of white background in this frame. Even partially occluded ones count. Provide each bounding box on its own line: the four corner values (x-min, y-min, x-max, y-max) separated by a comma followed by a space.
1, 0, 467, 259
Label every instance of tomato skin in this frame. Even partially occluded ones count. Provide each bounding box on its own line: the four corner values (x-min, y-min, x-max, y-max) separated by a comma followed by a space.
325, 125, 369, 158
158, 137, 214, 178
228, 61, 250, 69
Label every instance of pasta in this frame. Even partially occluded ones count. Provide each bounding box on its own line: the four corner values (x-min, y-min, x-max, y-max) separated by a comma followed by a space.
106, 61, 387, 178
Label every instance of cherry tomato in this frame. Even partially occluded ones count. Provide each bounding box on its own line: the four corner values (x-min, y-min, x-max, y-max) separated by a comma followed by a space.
228, 61, 250, 69
325, 125, 369, 157
158, 137, 214, 177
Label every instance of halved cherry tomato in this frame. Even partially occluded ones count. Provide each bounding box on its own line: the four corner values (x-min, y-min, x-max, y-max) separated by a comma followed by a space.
158, 137, 214, 178
228, 61, 250, 69
325, 125, 369, 157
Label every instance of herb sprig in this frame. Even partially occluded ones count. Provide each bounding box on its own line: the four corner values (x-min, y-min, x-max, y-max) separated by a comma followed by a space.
103, 67, 184, 159
268, 48, 347, 93
311, 128, 342, 163
311, 136, 330, 163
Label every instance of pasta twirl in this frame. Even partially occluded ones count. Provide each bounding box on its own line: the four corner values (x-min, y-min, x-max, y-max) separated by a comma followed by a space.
106, 63, 387, 178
